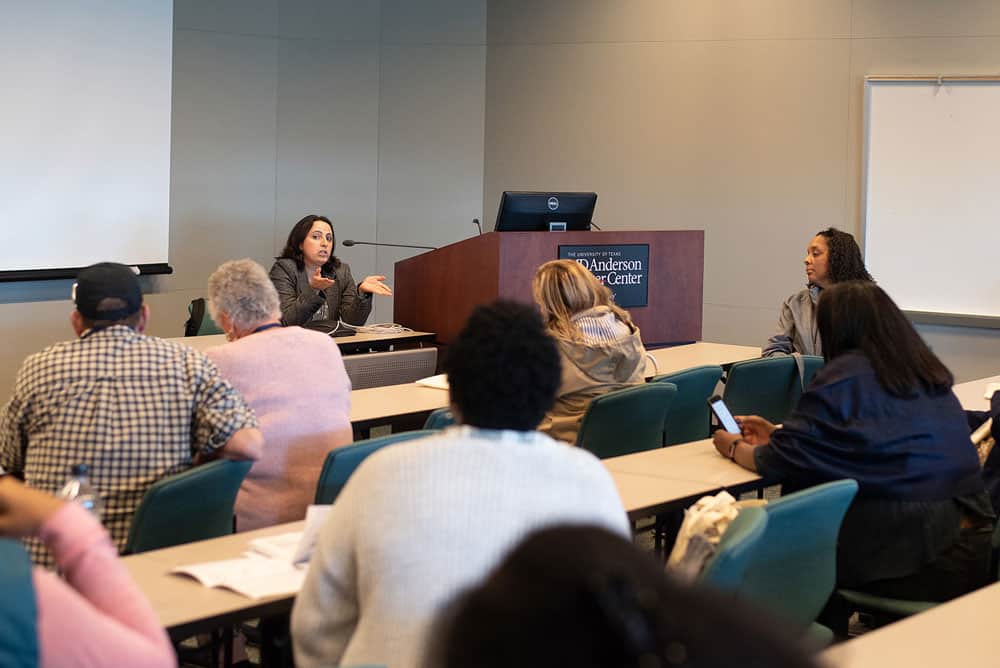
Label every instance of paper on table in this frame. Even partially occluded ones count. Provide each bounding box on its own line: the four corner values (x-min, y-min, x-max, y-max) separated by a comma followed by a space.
248, 505, 331, 564
416, 374, 449, 390
170, 555, 306, 599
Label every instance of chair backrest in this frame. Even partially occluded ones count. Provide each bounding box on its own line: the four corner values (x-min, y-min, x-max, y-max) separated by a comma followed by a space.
575, 383, 677, 459
698, 506, 768, 590
123, 459, 252, 554
184, 298, 224, 337
738, 480, 859, 627
342, 347, 438, 390
315, 430, 436, 504
423, 407, 455, 430
801, 355, 824, 388
0, 539, 37, 668
723, 356, 802, 424
651, 365, 723, 445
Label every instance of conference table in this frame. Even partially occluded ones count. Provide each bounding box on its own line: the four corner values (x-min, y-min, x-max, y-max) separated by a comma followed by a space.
821, 580, 999, 667
348, 341, 761, 430
125, 438, 760, 639
174, 328, 436, 356
953, 373, 1000, 410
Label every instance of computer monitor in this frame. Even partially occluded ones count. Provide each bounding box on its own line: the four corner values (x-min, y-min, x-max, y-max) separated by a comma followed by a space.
494, 191, 597, 232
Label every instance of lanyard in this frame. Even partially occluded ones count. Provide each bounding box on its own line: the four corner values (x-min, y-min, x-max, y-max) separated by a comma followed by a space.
252, 323, 282, 334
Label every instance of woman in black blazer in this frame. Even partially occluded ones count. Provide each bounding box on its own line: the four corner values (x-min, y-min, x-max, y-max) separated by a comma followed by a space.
270, 214, 391, 326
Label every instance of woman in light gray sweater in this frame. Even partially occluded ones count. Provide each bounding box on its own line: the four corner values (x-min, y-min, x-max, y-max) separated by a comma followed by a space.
762, 227, 873, 357
290, 301, 631, 668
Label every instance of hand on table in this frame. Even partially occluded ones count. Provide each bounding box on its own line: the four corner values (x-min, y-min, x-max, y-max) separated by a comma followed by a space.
359, 275, 392, 296
309, 267, 336, 292
0, 476, 65, 538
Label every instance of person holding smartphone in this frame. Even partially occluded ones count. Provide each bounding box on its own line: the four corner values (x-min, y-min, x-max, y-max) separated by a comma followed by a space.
714, 281, 993, 612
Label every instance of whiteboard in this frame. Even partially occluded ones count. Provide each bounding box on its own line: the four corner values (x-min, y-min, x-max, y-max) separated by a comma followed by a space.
0, 1, 172, 275
863, 78, 1000, 323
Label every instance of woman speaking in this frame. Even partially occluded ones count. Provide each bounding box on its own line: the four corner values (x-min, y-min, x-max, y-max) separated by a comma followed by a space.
270, 214, 392, 326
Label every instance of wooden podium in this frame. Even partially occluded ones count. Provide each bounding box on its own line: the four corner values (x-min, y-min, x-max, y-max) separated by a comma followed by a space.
393, 230, 703, 347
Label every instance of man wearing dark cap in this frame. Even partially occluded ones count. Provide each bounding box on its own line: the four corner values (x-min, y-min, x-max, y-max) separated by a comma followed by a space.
0, 262, 263, 566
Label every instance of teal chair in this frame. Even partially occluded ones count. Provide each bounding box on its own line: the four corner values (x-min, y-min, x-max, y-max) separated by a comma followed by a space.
837, 519, 1000, 623
698, 506, 768, 590
184, 297, 224, 337
315, 430, 435, 504
723, 357, 802, 424
575, 383, 677, 459
423, 408, 455, 430
651, 365, 723, 445
123, 459, 252, 554
0, 540, 37, 668
736, 480, 858, 644
800, 355, 824, 389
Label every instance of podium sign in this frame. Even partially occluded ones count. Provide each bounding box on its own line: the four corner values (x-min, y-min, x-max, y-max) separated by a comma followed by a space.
559, 244, 650, 307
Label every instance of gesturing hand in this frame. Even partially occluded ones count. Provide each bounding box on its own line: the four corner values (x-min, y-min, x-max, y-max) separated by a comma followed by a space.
0, 477, 65, 538
359, 275, 393, 296
735, 415, 777, 445
308, 267, 336, 292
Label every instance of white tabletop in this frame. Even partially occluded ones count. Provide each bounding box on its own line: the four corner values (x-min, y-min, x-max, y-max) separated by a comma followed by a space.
645, 341, 760, 378
345, 341, 762, 426
604, 439, 762, 490
125, 441, 753, 633
821, 581, 1000, 667
123, 521, 304, 634
952, 373, 1000, 411
172, 329, 435, 354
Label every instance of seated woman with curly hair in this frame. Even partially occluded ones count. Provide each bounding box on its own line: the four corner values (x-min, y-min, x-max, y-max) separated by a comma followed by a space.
763, 227, 873, 357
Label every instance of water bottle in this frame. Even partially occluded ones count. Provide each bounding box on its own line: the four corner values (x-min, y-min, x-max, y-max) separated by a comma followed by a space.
57, 464, 103, 519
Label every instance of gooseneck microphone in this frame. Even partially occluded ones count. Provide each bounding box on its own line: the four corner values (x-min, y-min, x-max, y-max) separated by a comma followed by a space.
341, 240, 437, 250
472, 218, 483, 235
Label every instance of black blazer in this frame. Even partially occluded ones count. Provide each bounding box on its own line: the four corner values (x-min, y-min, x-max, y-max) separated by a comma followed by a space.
269, 257, 372, 326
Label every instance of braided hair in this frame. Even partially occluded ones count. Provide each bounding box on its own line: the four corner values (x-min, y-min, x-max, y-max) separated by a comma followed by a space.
816, 227, 873, 284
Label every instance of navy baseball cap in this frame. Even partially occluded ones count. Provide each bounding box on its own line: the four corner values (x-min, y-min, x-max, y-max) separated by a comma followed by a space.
73, 263, 143, 320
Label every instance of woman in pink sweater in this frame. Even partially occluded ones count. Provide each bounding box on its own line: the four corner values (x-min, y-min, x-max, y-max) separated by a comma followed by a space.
205, 259, 353, 531
0, 476, 174, 668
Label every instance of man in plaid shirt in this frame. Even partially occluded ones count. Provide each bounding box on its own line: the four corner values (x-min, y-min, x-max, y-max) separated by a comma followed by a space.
0, 263, 263, 566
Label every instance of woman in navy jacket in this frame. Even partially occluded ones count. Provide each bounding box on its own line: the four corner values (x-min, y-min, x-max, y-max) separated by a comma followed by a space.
715, 281, 993, 602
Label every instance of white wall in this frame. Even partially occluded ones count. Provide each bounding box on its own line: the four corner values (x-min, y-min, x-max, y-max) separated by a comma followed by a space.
0, 0, 486, 399
484, 0, 1000, 382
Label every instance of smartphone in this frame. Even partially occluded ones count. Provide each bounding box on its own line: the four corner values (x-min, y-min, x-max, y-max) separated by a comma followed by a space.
707, 395, 741, 435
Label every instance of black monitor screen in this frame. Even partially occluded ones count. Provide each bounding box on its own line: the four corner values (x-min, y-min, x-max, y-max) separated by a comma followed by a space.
494, 191, 597, 232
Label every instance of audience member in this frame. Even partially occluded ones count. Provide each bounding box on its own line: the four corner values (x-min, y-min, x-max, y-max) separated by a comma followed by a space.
290, 300, 631, 668
0, 262, 262, 565
717, 281, 994, 604
424, 525, 818, 668
762, 227, 873, 357
0, 475, 174, 668
270, 214, 391, 327
205, 259, 352, 530
533, 259, 646, 443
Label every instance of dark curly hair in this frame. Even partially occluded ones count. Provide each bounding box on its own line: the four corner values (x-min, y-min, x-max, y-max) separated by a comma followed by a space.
425, 525, 819, 668
815, 228, 873, 284
443, 300, 561, 431
278, 214, 341, 272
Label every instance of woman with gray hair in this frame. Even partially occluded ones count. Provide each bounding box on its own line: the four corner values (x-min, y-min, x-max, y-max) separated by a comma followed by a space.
205, 259, 352, 531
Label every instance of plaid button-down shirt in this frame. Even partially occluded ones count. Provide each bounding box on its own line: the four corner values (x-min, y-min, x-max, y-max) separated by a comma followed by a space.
0, 325, 258, 566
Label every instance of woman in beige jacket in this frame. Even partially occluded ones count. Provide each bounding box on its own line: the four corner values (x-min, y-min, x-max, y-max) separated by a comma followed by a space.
533, 260, 647, 444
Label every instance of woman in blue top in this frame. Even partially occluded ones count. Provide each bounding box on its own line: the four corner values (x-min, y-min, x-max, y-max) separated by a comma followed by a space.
715, 281, 993, 603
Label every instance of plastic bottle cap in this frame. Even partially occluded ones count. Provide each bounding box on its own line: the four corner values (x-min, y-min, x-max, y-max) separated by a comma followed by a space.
70, 463, 88, 476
